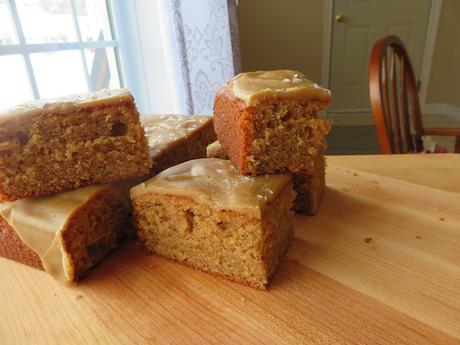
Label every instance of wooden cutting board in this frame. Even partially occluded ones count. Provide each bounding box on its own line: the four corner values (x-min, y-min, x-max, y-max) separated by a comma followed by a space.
1, 155, 459, 344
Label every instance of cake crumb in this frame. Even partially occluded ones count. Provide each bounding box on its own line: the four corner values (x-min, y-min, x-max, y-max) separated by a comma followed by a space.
75, 294, 83, 301
342, 187, 350, 192
416, 235, 422, 240
353, 172, 358, 176
439, 217, 445, 222
371, 180, 378, 184
241, 297, 246, 305
364, 237, 373, 244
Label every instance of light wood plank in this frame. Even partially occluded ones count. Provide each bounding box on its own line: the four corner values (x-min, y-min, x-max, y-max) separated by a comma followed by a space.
328, 154, 460, 193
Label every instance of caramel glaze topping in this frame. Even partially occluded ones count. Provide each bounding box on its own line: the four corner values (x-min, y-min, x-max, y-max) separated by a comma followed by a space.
229, 70, 331, 105
0, 88, 133, 123
142, 114, 212, 158
130, 158, 291, 218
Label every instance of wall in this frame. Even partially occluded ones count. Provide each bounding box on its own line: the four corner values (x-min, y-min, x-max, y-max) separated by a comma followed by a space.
426, 0, 460, 108
238, 0, 460, 112
238, 0, 324, 83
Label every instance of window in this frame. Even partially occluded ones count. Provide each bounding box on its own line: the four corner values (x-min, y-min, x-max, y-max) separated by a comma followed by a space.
0, 0, 121, 110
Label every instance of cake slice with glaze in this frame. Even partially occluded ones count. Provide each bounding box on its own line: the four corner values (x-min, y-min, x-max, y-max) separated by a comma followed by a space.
142, 114, 216, 174
130, 158, 295, 289
0, 184, 131, 282
213, 70, 331, 176
0, 89, 152, 201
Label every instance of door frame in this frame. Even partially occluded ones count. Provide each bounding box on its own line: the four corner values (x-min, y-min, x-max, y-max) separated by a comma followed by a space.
321, 0, 443, 114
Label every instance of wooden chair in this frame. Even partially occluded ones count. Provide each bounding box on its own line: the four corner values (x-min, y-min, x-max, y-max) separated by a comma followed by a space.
369, 35, 460, 154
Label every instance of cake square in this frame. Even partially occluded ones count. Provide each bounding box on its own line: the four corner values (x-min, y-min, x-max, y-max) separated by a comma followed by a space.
213, 70, 331, 175
0, 184, 131, 282
130, 158, 295, 289
206, 140, 326, 215
142, 114, 216, 174
0, 89, 152, 201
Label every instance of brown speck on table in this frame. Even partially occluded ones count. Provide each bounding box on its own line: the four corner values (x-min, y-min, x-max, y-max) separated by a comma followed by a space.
342, 187, 350, 192
75, 295, 83, 301
416, 235, 422, 240
364, 237, 373, 244
439, 217, 445, 222
371, 180, 378, 184
353, 172, 358, 176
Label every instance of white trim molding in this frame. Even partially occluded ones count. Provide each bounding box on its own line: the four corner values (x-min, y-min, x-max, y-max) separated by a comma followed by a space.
321, 0, 334, 90
419, 0, 442, 110
424, 103, 460, 121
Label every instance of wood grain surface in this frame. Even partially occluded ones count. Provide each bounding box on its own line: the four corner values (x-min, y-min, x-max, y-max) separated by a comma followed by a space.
328, 154, 460, 193
1, 154, 459, 344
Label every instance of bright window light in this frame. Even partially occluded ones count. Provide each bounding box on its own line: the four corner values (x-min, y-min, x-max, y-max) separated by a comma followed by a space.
0, 0, 121, 111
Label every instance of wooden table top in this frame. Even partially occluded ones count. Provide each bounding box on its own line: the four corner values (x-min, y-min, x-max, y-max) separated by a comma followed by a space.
328, 153, 460, 193
1, 154, 459, 344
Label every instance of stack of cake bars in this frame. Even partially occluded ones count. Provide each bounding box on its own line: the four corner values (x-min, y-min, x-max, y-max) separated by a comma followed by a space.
0, 90, 216, 283
212, 70, 332, 215
130, 70, 332, 289
0, 70, 330, 289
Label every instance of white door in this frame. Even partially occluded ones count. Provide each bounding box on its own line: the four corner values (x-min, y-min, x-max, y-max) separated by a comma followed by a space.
329, 0, 431, 113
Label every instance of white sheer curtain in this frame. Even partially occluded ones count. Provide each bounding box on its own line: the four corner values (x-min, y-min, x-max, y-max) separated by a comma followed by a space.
158, 0, 240, 114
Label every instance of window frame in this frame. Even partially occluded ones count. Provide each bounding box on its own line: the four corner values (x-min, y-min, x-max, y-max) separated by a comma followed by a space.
1, 0, 177, 114
0, 0, 121, 100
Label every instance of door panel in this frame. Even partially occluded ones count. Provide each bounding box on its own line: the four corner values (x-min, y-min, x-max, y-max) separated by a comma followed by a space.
344, 26, 371, 87
329, 0, 431, 112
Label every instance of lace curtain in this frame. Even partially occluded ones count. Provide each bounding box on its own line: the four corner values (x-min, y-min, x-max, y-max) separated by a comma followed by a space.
162, 0, 240, 114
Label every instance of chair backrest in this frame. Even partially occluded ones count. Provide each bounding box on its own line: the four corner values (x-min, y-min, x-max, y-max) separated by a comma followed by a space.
369, 35, 424, 154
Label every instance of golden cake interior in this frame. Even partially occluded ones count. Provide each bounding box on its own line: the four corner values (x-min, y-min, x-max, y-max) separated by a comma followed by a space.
249, 102, 330, 174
